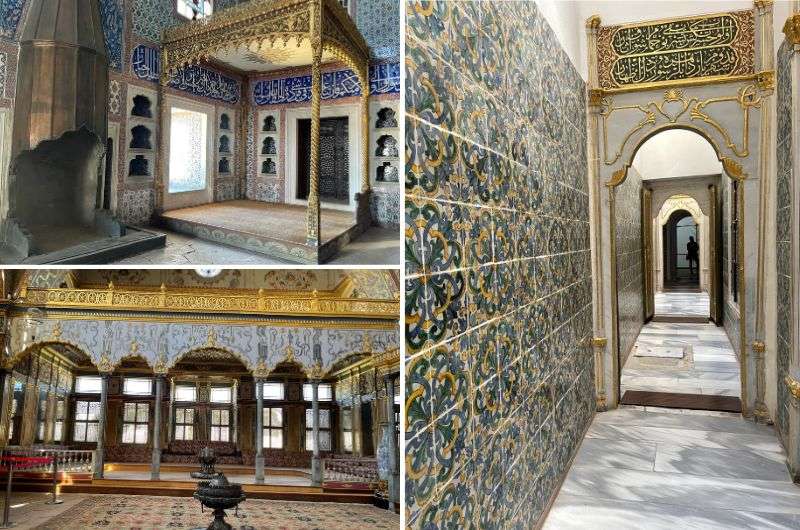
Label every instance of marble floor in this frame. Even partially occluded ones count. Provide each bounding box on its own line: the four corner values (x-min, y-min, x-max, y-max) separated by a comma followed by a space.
110, 226, 399, 265
544, 407, 800, 529
655, 291, 710, 317
622, 321, 740, 397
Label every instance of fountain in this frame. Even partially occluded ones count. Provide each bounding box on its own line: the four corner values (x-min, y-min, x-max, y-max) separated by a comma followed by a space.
190, 447, 220, 480
193, 473, 246, 530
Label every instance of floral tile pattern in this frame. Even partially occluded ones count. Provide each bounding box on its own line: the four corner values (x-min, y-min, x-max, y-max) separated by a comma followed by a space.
775, 39, 792, 441
404, 1, 594, 528
616, 167, 644, 364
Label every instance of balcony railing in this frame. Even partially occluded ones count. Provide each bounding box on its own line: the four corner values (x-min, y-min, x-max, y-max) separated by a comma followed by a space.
322, 456, 379, 484
0, 447, 94, 474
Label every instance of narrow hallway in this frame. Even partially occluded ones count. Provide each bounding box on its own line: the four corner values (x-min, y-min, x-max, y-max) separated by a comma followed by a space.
544, 407, 800, 529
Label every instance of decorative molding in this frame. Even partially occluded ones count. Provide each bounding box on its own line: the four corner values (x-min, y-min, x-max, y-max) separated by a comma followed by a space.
586, 15, 601, 30
592, 337, 608, 348
752, 340, 766, 353
20, 287, 399, 320
784, 14, 800, 45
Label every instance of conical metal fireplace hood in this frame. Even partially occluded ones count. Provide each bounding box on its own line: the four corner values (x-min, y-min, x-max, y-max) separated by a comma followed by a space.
11, 0, 109, 159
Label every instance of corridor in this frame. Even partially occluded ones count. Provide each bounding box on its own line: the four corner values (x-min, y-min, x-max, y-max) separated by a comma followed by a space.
621, 321, 739, 398
544, 407, 800, 529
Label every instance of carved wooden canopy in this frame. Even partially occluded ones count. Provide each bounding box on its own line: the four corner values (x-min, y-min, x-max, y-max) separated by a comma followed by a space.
161, 0, 370, 84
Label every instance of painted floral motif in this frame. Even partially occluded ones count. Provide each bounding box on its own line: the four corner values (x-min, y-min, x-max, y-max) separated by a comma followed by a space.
405, 1, 593, 527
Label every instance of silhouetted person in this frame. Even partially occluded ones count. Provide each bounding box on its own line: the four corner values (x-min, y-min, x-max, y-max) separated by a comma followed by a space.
687, 236, 699, 277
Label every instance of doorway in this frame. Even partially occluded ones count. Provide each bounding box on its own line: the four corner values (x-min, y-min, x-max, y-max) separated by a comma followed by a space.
297, 117, 350, 205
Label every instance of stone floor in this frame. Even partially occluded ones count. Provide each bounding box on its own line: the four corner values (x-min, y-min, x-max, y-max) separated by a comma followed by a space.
110, 226, 399, 265
655, 291, 710, 316
544, 407, 800, 529
622, 321, 740, 397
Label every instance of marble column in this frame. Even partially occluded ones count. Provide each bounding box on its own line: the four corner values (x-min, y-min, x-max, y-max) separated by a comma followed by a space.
311, 380, 322, 486
254, 378, 264, 484
93, 373, 109, 479
166, 378, 174, 443
151, 375, 163, 480
351, 370, 361, 456
232, 380, 238, 445
0, 368, 11, 447
383, 375, 398, 511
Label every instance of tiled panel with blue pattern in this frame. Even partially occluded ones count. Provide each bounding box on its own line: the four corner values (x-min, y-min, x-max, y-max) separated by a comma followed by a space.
615, 167, 644, 364
100, 0, 124, 71
131, 44, 241, 104
252, 63, 400, 106
776, 39, 793, 441
356, 0, 400, 60
405, 1, 593, 528
0, 0, 25, 40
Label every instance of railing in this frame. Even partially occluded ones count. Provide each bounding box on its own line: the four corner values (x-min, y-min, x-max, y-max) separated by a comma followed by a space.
322, 457, 379, 484
0, 447, 94, 474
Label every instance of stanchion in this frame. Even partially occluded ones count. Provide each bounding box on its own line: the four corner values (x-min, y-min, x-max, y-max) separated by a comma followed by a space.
1, 461, 15, 528
45, 458, 61, 505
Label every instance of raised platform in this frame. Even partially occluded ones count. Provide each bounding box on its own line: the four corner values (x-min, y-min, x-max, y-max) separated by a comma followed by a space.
158, 200, 365, 264
0, 226, 166, 264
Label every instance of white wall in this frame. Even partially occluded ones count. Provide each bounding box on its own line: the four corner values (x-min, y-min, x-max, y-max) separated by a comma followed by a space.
632, 129, 722, 180
535, 0, 584, 77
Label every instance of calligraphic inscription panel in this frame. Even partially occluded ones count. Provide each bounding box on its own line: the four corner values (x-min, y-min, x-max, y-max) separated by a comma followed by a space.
597, 10, 755, 91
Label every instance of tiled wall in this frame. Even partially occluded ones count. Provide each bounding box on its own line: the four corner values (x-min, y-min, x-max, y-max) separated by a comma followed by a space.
776, 39, 792, 442
615, 167, 643, 365
405, 1, 594, 527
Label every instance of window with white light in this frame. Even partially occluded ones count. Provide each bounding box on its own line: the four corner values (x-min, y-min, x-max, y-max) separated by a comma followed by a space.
124, 378, 152, 396
210, 409, 230, 442
341, 408, 353, 453
168, 107, 208, 193
302, 383, 332, 402
210, 386, 232, 403
263, 407, 283, 449
174, 407, 194, 440
122, 403, 149, 444
305, 408, 331, 451
73, 401, 100, 442
53, 399, 65, 442
75, 376, 102, 394
262, 382, 284, 400
177, 0, 213, 19
175, 385, 197, 402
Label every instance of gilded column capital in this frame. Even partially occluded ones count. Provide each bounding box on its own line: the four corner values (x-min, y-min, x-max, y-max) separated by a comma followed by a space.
592, 337, 607, 348
97, 353, 114, 374
588, 89, 604, 109
783, 14, 800, 45
586, 15, 601, 31
153, 354, 169, 375
752, 340, 766, 354
787, 376, 800, 400
756, 70, 775, 92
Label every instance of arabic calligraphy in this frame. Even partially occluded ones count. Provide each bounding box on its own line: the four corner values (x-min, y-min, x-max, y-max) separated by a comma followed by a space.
131, 45, 241, 104
597, 10, 755, 90
252, 62, 400, 106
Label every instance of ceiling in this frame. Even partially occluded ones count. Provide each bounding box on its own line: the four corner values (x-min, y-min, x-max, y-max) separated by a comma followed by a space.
210, 39, 339, 73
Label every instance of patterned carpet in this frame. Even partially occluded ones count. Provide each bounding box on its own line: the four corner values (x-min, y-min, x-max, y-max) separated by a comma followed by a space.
34, 495, 399, 529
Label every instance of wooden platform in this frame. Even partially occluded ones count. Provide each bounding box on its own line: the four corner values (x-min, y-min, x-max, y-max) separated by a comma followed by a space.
621, 390, 742, 413
158, 200, 364, 263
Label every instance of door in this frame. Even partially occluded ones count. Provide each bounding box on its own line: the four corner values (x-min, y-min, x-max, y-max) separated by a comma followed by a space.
296, 117, 350, 204
708, 184, 722, 323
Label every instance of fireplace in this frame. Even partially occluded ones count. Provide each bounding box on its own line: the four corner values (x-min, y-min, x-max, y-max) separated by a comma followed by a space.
297, 117, 350, 205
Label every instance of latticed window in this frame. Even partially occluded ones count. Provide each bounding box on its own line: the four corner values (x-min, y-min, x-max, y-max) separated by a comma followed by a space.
73, 401, 100, 442
53, 400, 65, 442
302, 383, 332, 402
36, 396, 47, 442
177, 0, 213, 19
262, 407, 283, 449
305, 408, 331, 451
122, 403, 149, 444
341, 408, 353, 453
175, 407, 194, 440
210, 409, 230, 442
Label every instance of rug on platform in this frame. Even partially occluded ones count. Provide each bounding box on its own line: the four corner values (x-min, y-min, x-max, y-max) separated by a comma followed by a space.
34, 494, 399, 530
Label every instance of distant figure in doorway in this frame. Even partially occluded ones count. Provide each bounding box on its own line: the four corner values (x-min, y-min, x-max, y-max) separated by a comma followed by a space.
687, 236, 699, 277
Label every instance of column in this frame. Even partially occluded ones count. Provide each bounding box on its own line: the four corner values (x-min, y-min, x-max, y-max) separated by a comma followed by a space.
0, 368, 11, 447
383, 375, 398, 511
305, 5, 322, 247
350, 370, 361, 456
254, 378, 264, 484
93, 373, 109, 479
166, 378, 174, 443
311, 380, 321, 486
151, 375, 163, 480
232, 380, 238, 446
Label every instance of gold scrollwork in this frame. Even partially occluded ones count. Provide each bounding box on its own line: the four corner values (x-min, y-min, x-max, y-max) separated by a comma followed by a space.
602, 85, 759, 166
783, 14, 800, 45
786, 376, 800, 400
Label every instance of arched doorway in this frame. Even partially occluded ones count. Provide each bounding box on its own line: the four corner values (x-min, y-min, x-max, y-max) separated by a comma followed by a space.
663, 209, 699, 290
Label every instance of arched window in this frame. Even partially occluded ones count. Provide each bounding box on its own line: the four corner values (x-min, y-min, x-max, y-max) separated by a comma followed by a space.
177, 0, 213, 20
